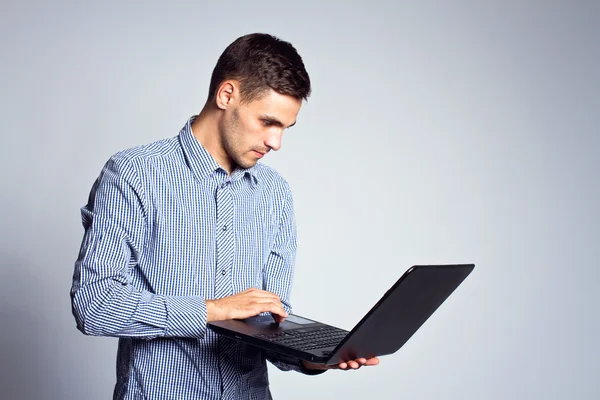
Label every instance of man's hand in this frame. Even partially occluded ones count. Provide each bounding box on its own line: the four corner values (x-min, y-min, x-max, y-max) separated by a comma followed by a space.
206, 288, 288, 323
302, 357, 380, 371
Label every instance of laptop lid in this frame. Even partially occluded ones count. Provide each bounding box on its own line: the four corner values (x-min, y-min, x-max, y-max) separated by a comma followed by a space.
324, 264, 474, 364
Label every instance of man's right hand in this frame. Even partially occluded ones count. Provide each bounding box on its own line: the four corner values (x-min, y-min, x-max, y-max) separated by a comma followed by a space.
206, 288, 288, 323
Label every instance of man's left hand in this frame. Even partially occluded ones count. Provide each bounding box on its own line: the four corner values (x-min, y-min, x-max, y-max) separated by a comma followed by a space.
302, 357, 379, 371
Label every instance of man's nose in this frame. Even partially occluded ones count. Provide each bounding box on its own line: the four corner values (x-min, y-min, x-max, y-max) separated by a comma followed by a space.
264, 130, 283, 151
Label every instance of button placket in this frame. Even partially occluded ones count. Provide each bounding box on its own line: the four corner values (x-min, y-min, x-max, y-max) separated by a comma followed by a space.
214, 180, 234, 297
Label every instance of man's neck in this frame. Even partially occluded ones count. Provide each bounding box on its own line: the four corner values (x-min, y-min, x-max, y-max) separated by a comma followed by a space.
190, 107, 233, 174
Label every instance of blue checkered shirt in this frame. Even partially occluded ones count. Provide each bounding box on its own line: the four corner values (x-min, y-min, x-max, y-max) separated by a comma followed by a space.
71, 117, 312, 399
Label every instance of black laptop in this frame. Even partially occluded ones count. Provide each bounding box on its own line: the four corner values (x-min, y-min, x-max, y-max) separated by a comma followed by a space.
208, 264, 474, 365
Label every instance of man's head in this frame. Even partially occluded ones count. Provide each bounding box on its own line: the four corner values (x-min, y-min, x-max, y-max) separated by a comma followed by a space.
201, 33, 311, 172
208, 33, 311, 104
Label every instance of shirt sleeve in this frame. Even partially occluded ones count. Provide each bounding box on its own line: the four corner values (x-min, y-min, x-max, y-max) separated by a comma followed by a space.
70, 155, 208, 340
260, 181, 326, 375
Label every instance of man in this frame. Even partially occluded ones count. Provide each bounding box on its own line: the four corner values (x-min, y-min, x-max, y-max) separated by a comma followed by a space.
71, 33, 378, 400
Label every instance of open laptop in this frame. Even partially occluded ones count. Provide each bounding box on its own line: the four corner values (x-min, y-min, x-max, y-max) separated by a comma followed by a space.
208, 264, 474, 365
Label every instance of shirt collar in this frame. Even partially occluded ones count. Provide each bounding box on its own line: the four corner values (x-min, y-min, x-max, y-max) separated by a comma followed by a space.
178, 116, 260, 186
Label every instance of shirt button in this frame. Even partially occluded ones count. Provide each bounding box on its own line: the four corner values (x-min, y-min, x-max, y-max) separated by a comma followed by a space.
222, 225, 227, 231
221, 270, 226, 276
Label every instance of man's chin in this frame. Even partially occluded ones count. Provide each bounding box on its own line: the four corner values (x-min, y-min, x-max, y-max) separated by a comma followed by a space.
235, 159, 258, 170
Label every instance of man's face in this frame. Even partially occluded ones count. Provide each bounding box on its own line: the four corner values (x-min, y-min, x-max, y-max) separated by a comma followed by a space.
220, 89, 302, 170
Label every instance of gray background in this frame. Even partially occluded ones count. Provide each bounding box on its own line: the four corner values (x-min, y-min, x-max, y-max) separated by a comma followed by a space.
1, 1, 598, 399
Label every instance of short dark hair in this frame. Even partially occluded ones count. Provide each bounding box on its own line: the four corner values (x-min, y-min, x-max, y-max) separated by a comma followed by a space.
208, 33, 311, 103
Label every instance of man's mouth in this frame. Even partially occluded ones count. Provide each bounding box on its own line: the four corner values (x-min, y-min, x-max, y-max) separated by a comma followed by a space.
253, 150, 265, 158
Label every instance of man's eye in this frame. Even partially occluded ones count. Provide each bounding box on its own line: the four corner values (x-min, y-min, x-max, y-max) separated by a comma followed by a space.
262, 120, 273, 126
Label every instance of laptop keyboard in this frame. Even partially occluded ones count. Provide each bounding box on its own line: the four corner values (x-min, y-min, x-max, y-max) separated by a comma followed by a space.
254, 326, 348, 351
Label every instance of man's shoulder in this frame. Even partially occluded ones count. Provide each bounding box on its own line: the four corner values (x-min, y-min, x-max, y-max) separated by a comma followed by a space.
252, 163, 292, 193
109, 136, 180, 167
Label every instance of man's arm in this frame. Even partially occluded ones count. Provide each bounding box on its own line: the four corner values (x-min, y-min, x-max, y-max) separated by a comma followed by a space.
71, 156, 289, 339
71, 155, 291, 341
71, 156, 209, 339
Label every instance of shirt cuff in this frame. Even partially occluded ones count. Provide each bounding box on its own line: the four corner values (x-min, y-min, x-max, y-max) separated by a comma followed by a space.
164, 296, 208, 339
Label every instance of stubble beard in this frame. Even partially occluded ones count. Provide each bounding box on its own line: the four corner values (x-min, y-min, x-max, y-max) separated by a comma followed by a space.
222, 108, 255, 170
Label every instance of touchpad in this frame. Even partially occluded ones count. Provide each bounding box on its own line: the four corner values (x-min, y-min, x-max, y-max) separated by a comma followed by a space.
285, 314, 315, 325
249, 314, 315, 328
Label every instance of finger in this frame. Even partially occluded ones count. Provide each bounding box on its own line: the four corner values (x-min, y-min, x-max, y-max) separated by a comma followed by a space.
252, 298, 284, 306
364, 357, 379, 366
251, 293, 287, 314
348, 360, 360, 369
244, 288, 281, 300
338, 362, 348, 369
252, 301, 288, 318
272, 313, 286, 323
249, 297, 285, 309
251, 296, 284, 310
269, 300, 288, 317
356, 358, 367, 365
237, 290, 279, 305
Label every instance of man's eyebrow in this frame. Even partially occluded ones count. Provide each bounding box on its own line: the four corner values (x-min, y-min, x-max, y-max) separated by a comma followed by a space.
261, 115, 296, 128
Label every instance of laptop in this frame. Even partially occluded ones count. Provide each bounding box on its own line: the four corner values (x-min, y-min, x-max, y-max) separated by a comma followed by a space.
208, 264, 474, 365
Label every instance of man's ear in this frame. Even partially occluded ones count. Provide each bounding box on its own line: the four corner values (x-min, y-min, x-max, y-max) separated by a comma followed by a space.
215, 81, 238, 110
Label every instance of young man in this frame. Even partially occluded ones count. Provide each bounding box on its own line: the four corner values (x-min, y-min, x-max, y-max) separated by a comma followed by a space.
71, 33, 378, 400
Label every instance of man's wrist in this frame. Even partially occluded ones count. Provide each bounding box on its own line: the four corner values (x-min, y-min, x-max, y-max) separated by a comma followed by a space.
206, 299, 220, 322
300, 360, 328, 375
